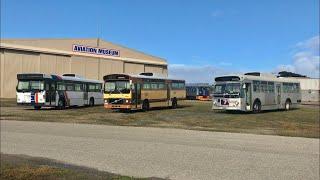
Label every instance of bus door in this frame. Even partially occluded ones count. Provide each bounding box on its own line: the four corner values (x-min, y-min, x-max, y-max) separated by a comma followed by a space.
49, 82, 56, 105
167, 83, 171, 105
84, 83, 88, 104
276, 84, 281, 107
245, 83, 252, 110
132, 83, 141, 108
45, 80, 56, 106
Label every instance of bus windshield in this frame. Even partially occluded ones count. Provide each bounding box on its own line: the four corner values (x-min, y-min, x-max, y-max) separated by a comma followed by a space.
104, 81, 131, 94
214, 83, 241, 94
17, 80, 45, 92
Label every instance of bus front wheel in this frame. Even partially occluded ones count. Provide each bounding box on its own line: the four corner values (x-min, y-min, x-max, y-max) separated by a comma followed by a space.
252, 100, 261, 113
142, 100, 149, 111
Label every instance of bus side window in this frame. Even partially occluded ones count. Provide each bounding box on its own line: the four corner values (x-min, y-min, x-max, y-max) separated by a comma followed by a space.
57, 83, 66, 91
75, 84, 82, 91
95, 84, 102, 92
66, 83, 74, 91
253, 81, 260, 92
45, 83, 50, 91
88, 84, 95, 92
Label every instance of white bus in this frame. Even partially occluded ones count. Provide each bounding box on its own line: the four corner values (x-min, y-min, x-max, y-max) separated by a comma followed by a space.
212, 72, 301, 112
16, 73, 103, 109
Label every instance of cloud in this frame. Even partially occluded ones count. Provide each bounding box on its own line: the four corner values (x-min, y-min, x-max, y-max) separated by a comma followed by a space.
275, 35, 320, 78
168, 64, 234, 83
210, 10, 223, 18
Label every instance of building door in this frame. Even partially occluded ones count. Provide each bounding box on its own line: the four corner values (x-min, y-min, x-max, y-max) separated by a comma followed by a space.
276, 84, 281, 107
245, 83, 252, 110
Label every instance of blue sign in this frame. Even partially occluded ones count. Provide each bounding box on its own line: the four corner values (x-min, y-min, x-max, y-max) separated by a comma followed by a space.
73, 44, 120, 57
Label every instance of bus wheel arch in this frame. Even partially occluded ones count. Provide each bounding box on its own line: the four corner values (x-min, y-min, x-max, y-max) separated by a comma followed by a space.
89, 97, 95, 106
34, 106, 41, 110
172, 97, 178, 109
285, 98, 291, 110
57, 97, 66, 110
252, 99, 261, 113
142, 99, 149, 111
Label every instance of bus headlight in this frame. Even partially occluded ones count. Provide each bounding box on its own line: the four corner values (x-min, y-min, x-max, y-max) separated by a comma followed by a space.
104, 99, 108, 104
125, 99, 129, 103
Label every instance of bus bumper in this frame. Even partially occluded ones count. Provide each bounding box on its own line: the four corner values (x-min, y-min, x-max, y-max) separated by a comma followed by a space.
104, 104, 132, 109
17, 102, 45, 106
212, 105, 243, 110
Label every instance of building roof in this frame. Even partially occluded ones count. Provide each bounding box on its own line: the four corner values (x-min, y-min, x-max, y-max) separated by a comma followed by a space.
0, 38, 167, 65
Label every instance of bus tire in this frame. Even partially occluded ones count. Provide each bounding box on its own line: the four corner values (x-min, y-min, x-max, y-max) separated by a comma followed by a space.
142, 100, 149, 111
252, 99, 261, 113
89, 97, 95, 106
34, 106, 41, 110
57, 98, 65, 110
285, 99, 291, 110
172, 98, 178, 109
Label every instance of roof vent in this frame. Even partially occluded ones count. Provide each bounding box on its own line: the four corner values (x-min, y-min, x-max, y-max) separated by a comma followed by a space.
139, 72, 153, 76
244, 72, 261, 76
62, 74, 83, 78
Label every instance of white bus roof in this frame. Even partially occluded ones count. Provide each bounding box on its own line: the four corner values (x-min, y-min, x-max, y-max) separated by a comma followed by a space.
215, 74, 300, 83
104, 73, 185, 82
17, 73, 103, 84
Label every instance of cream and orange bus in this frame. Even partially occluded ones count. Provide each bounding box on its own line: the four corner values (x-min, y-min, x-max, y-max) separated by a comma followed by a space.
103, 73, 186, 111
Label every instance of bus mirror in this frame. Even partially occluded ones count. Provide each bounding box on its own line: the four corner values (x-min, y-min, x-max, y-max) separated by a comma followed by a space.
242, 84, 246, 89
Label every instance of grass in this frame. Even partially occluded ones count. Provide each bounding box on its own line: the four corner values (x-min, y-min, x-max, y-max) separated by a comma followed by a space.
0, 153, 163, 180
1, 98, 319, 138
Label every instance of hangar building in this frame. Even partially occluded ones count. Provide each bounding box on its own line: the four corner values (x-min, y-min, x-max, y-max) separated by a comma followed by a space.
0, 38, 168, 98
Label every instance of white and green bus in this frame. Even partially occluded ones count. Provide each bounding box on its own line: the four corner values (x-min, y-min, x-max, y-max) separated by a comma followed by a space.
212, 72, 301, 112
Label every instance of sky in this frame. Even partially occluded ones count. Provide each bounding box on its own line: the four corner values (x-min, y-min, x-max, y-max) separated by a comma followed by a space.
1, 0, 319, 82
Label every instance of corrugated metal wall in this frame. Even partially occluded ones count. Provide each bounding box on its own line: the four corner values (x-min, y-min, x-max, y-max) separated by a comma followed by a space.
99, 59, 124, 80
0, 49, 4, 98
0, 49, 168, 98
145, 65, 165, 76
124, 63, 144, 75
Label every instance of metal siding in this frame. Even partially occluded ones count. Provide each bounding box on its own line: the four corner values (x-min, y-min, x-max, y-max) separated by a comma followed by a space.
124, 63, 144, 75
3, 50, 23, 98
0, 50, 4, 98
99, 59, 124, 80
40, 54, 57, 74
21, 52, 40, 73
71, 56, 86, 77
56, 56, 70, 75
85, 57, 99, 80
144, 65, 164, 76
162, 67, 168, 77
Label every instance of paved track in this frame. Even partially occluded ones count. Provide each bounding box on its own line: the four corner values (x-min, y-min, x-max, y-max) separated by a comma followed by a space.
1, 120, 319, 180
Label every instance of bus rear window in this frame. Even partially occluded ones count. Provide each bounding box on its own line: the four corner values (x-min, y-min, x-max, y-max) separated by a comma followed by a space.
17, 80, 44, 91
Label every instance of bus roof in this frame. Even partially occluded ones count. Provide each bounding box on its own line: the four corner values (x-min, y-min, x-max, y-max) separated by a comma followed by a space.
215, 74, 300, 83
103, 73, 185, 82
186, 83, 211, 87
17, 73, 103, 84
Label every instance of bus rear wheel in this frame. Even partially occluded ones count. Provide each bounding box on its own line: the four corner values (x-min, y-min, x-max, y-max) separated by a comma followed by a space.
252, 100, 261, 113
89, 98, 95, 107
285, 100, 291, 110
172, 98, 178, 109
142, 100, 149, 111
57, 99, 65, 110
34, 106, 41, 110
